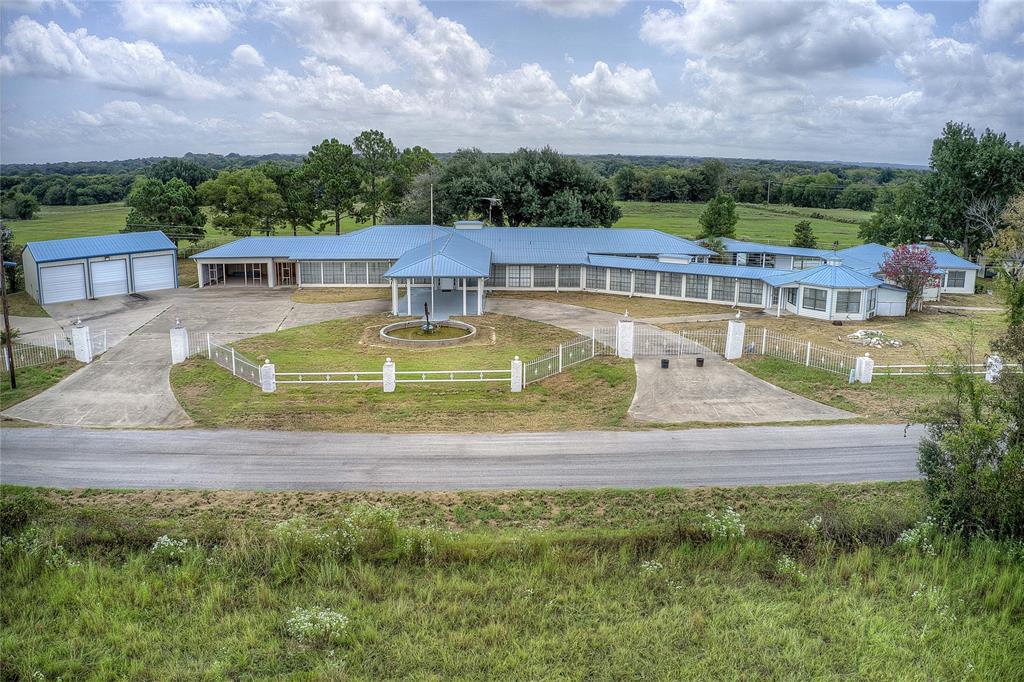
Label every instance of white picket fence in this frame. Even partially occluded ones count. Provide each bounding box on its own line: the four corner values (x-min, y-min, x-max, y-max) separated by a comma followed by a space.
1, 328, 111, 374
741, 327, 858, 375
181, 330, 262, 386
523, 327, 617, 385
873, 363, 1022, 377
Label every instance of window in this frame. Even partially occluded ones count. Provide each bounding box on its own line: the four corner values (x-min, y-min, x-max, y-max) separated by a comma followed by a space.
300, 261, 322, 285
506, 265, 531, 288
685, 275, 709, 299
533, 265, 556, 287
835, 290, 861, 314
802, 287, 827, 311
946, 270, 966, 288
368, 261, 389, 284
660, 273, 682, 297
344, 261, 367, 284
586, 267, 607, 289
322, 262, 345, 284
737, 279, 762, 305
490, 264, 506, 287
867, 288, 877, 313
559, 265, 581, 288
635, 271, 657, 295
710, 277, 735, 302
609, 268, 631, 292
787, 288, 797, 305
763, 254, 776, 269
794, 257, 822, 270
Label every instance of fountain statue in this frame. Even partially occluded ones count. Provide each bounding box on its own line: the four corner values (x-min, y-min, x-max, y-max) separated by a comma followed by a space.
421, 301, 437, 333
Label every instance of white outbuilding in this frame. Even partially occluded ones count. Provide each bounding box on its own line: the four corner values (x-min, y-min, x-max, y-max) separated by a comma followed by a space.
23, 231, 178, 305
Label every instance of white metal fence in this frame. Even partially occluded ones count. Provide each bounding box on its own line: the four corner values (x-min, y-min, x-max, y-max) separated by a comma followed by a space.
523, 327, 617, 385
742, 327, 858, 375
181, 330, 262, 386
873, 363, 1022, 377
633, 324, 725, 357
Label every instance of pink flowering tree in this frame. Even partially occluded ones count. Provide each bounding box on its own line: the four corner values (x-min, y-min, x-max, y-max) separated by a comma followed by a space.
880, 245, 938, 314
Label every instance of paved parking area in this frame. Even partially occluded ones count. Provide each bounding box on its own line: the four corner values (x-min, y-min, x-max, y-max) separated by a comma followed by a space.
3, 288, 388, 428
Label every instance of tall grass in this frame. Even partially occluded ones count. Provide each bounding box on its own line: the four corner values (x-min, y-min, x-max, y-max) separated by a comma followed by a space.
2, 486, 1022, 679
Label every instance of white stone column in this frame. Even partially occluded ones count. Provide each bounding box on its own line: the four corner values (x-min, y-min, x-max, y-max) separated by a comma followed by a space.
391, 279, 399, 315
510, 355, 523, 392
169, 322, 188, 364
267, 259, 277, 288
462, 278, 467, 316
196, 262, 204, 288
72, 323, 93, 363
855, 353, 875, 384
725, 316, 745, 360
616, 316, 634, 359
406, 279, 412, 316
477, 278, 483, 315
260, 359, 276, 393
383, 357, 396, 393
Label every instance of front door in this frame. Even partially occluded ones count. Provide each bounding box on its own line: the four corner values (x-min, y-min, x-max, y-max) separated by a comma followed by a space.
276, 262, 295, 286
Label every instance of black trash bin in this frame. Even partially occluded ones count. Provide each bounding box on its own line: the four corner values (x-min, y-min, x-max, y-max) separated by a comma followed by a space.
661, 358, 669, 369
696, 357, 705, 367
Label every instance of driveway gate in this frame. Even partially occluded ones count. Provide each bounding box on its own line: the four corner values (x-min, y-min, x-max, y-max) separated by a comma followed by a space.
633, 324, 725, 357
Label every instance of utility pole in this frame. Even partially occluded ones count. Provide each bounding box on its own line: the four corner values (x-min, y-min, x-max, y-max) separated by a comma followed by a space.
0, 229, 17, 389
765, 179, 771, 205
429, 184, 435, 316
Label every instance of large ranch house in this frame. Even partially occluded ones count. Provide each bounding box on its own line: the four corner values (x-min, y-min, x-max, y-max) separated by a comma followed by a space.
190, 222, 980, 322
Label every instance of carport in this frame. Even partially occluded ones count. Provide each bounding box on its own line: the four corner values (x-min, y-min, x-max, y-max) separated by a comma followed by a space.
22, 231, 178, 305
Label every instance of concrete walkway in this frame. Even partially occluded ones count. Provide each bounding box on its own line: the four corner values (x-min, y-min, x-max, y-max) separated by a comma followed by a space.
3, 288, 388, 428
628, 356, 853, 424
1, 423, 923, 490
7, 314, 63, 336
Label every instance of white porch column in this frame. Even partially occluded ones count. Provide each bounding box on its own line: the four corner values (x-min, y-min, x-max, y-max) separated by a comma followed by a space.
629, 271, 635, 297
477, 277, 483, 315
555, 265, 560, 292
391, 279, 399, 315
406, 279, 412, 316
268, 259, 276, 288
777, 288, 783, 317
725, 316, 745, 360
196, 262, 204, 288
462, 278, 467, 316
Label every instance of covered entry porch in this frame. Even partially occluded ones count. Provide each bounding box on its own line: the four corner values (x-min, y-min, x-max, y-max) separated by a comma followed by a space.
392, 277, 485, 319
196, 258, 292, 288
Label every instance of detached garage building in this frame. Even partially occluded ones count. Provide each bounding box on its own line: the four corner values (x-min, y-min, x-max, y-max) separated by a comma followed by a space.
23, 231, 178, 305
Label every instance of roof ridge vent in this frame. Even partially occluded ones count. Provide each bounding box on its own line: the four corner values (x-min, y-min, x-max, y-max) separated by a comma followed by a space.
454, 220, 484, 230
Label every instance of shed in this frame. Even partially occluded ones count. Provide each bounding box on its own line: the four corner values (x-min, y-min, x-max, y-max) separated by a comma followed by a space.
23, 231, 178, 304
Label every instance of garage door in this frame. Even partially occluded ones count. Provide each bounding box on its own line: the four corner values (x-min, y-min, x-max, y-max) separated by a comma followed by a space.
90, 259, 129, 298
40, 263, 87, 304
132, 254, 175, 292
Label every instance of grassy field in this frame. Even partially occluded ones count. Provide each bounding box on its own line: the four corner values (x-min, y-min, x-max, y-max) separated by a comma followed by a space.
2, 482, 1022, 679
615, 201, 870, 247
170, 314, 636, 432
0, 359, 81, 411
3, 290, 47, 317
291, 287, 391, 304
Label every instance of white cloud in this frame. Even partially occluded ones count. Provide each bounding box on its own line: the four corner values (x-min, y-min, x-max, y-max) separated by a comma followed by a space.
486, 63, 570, 110
71, 100, 191, 128
265, 0, 491, 86
570, 61, 658, 105
230, 44, 265, 68
974, 0, 1024, 43
520, 0, 627, 18
0, 17, 230, 99
2, 0, 81, 16
641, 0, 934, 74
118, 0, 235, 43
254, 58, 417, 114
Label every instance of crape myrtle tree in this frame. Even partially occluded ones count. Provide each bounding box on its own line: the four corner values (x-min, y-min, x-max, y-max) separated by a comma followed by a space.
304, 138, 360, 235
879, 244, 937, 314
197, 169, 283, 237
791, 220, 817, 248
122, 177, 206, 245
696, 193, 738, 239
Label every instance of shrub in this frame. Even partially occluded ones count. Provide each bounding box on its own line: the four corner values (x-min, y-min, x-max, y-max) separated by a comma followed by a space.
0, 487, 49, 536
285, 607, 349, 646
150, 535, 189, 562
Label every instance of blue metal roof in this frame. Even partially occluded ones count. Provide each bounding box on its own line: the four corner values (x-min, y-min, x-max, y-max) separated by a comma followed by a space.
835, 243, 980, 275
587, 255, 783, 282
27, 231, 176, 263
765, 263, 884, 289
719, 238, 832, 259
384, 231, 491, 278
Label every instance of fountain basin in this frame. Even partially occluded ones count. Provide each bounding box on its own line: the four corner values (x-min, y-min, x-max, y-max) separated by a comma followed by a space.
379, 320, 477, 347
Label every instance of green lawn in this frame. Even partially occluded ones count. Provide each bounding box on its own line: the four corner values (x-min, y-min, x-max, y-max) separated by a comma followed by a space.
0, 360, 82, 411
615, 201, 871, 248
170, 314, 636, 432
3, 483, 1021, 680
3, 290, 47, 317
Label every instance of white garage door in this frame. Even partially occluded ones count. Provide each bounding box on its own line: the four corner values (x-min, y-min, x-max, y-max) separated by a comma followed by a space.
40, 263, 87, 304
90, 259, 129, 298
132, 254, 175, 292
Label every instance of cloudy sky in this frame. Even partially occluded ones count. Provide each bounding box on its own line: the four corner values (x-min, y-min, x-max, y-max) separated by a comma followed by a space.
1, 0, 1021, 165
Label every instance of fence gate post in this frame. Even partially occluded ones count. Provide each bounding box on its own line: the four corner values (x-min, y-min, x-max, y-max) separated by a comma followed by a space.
616, 316, 634, 359
591, 329, 596, 357
260, 359, 277, 393
511, 355, 523, 392
231, 347, 237, 375
206, 332, 212, 359
725, 316, 745, 360
558, 344, 563, 373
855, 352, 875, 384
805, 341, 812, 366
383, 357, 396, 393
71, 323, 93, 363
169, 320, 189, 364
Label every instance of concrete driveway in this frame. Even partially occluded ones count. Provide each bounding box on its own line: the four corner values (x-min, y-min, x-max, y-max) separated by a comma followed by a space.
3, 287, 388, 428
629, 355, 853, 424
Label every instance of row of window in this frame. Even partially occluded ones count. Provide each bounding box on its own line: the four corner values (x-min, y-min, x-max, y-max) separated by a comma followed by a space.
785, 286, 866, 314
298, 261, 390, 285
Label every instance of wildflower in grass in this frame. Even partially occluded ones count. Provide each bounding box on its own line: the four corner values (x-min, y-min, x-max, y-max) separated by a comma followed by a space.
804, 514, 823, 533
912, 585, 959, 623
775, 554, 806, 582
701, 507, 746, 540
640, 560, 664, 575
286, 607, 349, 646
896, 517, 937, 557
150, 535, 189, 561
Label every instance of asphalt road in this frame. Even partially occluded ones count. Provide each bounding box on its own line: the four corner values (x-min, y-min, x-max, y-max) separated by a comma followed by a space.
0, 424, 923, 491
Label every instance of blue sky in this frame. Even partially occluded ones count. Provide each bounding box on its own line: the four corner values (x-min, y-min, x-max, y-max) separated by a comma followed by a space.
1, 0, 1021, 165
